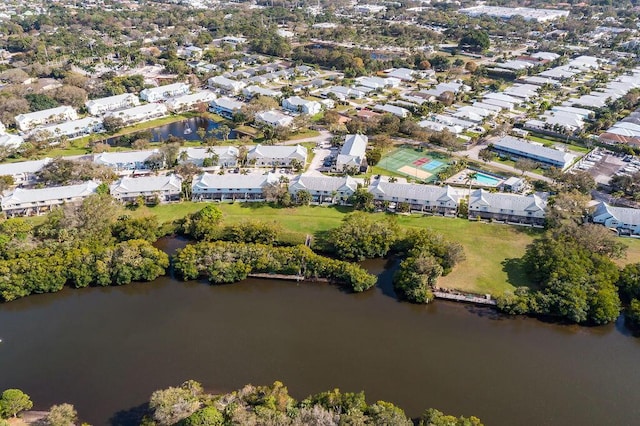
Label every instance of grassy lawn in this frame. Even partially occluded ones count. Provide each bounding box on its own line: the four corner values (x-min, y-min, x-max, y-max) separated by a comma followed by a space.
134, 202, 541, 296
288, 129, 320, 140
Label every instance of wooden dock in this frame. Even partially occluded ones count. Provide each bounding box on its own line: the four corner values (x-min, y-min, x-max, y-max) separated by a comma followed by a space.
248, 273, 329, 283
433, 291, 497, 306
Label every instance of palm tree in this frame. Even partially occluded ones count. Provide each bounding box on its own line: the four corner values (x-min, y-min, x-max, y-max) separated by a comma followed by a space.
465, 171, 478, 199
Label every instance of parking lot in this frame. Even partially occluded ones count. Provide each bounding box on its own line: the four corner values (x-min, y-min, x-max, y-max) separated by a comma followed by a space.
573, 148, 626, 186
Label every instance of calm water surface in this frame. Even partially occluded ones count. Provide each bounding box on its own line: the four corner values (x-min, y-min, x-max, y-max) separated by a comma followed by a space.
1, 243, 639, 425
105, 117, 237, 145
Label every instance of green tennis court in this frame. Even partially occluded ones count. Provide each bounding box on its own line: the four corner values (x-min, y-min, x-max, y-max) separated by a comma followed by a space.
378, 148, 450, 182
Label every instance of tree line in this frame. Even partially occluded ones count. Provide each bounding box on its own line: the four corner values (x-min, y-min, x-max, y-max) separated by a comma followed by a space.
144, 380, 483, 426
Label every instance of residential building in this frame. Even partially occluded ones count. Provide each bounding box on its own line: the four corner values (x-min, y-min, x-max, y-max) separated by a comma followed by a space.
368, 181, 462, 215
0, 158, 51, 186
492, 136, 577, 170
373, 104, 410, 118
0, 134, 24, 149
468, 189, 547, 225
255, 110, 294, 128
336, 134, 368, 172
209, 97, 244, 119
282, 96, 322, 115
1, 181, 100, 217
191, 172, 278, 201
592, 202, 640, 235
31, 117, 104, 141
178, 146, 239, 168
110, 175, 183, 204
94, 149, 162, 171
247, 144, 307, 167
459, 5, 569, 22
86, 93, 140, 116
355, 76, 401, 89
165, 90, 217, 112
15, 106, 78, 132
104, 103, 168, 125
207, 76, 247, 94
140, 82, 190, 102
242, 85, 282, 99
288, 175, 358, 204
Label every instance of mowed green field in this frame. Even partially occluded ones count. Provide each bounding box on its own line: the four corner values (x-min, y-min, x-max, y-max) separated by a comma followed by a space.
135, 202, 640, 296
136, 203, 537, 295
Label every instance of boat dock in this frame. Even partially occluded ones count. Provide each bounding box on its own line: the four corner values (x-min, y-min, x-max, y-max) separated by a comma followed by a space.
433, 291, 497, 306
248, 273, 329, 283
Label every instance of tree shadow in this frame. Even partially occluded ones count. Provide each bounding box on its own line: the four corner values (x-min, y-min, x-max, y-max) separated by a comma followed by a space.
109, 402, 149, 426
376, 257, 401, 301
501, 257, 534, 289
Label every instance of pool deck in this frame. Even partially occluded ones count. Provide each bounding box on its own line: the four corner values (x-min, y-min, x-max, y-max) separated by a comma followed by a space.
446, 169, 504, 188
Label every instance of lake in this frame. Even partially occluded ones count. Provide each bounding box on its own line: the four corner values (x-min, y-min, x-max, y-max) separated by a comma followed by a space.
1, 244, 639, 425
105, 116, 237, 146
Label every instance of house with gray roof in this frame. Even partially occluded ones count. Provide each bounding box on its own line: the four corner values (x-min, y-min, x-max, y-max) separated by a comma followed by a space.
255, 110, 294, 128
178, 146, 239, 168
191, 172, 278, 201
0, 158, 51, 186
288, 175, 358, 204
15, 106, 78, 132
105, 103, 168, 125
94, 150, 162, 171
1, 181, 99, 217
110, 175, 182, 204
209, 97, 244, 119
208, 76, 247, 94
140, 82, 190, 102
592, 202, 640, 235
86, 93, 140, 116
468, 189, 546, 225
336, 134, 368, 172
492, 136, 577, 170
368, 180, 462, 215
248, 144, 307, 167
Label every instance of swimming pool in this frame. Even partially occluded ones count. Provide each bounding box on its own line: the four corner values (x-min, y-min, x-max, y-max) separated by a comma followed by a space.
473, 172, 502, 186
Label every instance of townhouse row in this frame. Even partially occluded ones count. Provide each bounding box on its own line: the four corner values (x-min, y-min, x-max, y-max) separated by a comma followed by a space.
1, 172, 547, 226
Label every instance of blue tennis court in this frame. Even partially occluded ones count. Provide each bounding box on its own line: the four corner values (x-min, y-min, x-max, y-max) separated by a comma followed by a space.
422, 160, 444, 171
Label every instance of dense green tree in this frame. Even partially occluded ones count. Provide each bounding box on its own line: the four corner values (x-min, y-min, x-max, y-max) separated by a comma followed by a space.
0, 389, 33, 418
420, 408, 484, 426
46, 404, 78, 426
394, 253, 442, 303
618, 263, 640, 300
458, 30, 490, 52
24, 93, 58, 112
179, 407, 223, 426
149, 382, 202, 426
327, 213, 398, 261
112, 216, 162, 242
180, 205, 223, 241
348, 187, 375, 211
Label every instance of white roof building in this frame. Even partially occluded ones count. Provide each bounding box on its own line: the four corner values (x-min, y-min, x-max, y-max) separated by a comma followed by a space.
289, 175, 358, 203
86, 93, 140, 116
110, 175, 183, 204
31, 117, 103, 141
105, 103, 168, 125
248, 144, 307, 167
459, 5, 569, 22
242, 85, 282, 99
94, 149, 161, 171
1, 181, 100, 217
355, 76, 401, 89
369, 181, 462, 215
191, 172, 277, 201
208, 76, 247, 94
336, 134, 368, 172
0, 157, 51, 185
165, 90, 217, 112
282, 96, 322, 115
255, 110, 294, 128
469, 189, 547, 224
140, 82, 190, 102
492, 136, 576, 169
0, 134, 24, 149
178, 146, 239, 168
593, 202, 640, 235
15, 106, 78, 132
373, 104, 410, 118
